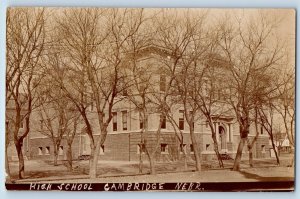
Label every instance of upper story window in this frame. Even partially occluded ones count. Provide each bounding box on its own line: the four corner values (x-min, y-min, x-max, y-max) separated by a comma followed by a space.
160, 115, 166, 129
203, 79, 209, 96
122, 111, 128, 131
260, 125, 264, 134
120, 79, 128, 96
112, 112, 117, 131
179, 110, 184, 130
40, 120, 44, 130
160, 74, 166, 92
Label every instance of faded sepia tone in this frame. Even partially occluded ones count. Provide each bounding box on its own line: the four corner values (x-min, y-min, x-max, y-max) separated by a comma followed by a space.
5, 7, 295, 191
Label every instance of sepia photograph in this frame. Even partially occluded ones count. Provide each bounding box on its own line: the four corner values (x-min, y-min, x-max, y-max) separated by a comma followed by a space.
5, 7, 295, 191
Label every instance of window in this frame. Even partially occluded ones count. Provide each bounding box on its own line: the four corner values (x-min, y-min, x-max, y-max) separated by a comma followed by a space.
90, 93, 94, 111
206, 144, 210, 151
206, 120, 209, 128
90, 101, 94, 111
260, 125, 264, 135
112, 112, 117, 131
122, 82, 128, 96
161, 143, 168, 154
38, 147, 43, 155
139, 113, 144, 129
179, 144, 186, 154
122, 111, 128, 130
137, 143, 146, 154
160, 115, 166, 129
59, 146, 64, 155
261, 145, 266, 153
45, 146, 50, 155
40, 120, 44, 130
100, 145, 105, 155
20, 114, 24, 128
47, 118, 51, 126
160, 74, 166, 92
189, 111, 194, 129
190, 144, 194, 154
179, 110, 184, 130
82, 136, 88, 152
204, 79, 209, 96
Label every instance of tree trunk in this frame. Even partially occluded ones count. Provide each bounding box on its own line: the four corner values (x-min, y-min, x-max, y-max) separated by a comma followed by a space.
247, 117, 259, 168
5, 130, 11, 181
213, 142, 224, 168
248, 146, 254, 168
209, 122, 224, 168
139, 152, 143, 174
5, 146, 11, 181
289, 155, 294, 167
148, 153, 156, 175
15, 140, 25, 179
53, 147, 58, 166
190, 129, 201, 171
66, 143, 73, 171
89, 147, 97, 178
138, 141, 144, 174
232, 137, 247, 171
271, 143, 280, 166
182, 151, 188, 170
247, 138, 255, 167
89, 135, 103, 179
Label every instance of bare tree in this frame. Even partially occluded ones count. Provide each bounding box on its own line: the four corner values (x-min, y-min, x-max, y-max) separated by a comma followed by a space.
274, 67, 295, 166
6, 8, 46, 179
257, 102, 280, 165
217, 11, 286, 170
57, 8, 146, 178
36, 81, 76, 166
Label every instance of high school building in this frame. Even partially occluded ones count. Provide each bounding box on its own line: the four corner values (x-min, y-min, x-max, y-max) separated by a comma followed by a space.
7, 46, 271, 162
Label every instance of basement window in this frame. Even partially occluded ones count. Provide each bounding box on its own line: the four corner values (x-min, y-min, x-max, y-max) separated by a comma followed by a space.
179, 144, 186, 154
261, 145, 266, 153
59, 146, 63, 155
161, 144, 168, 154
38, 147, 43, 155
137, 144, 146, 154
206, 144, 210, 151
45, 146, 50, 155
190, 144, 194, 154
100, 145, 105, 155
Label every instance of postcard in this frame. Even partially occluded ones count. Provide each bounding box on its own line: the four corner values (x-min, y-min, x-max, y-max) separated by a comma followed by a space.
5, 7, 295, 191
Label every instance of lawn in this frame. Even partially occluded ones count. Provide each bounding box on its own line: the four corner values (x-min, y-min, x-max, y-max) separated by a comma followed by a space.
7, 155, 294, 183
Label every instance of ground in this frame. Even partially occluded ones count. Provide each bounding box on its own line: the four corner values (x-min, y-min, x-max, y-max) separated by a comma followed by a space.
7, 154, 294, 183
